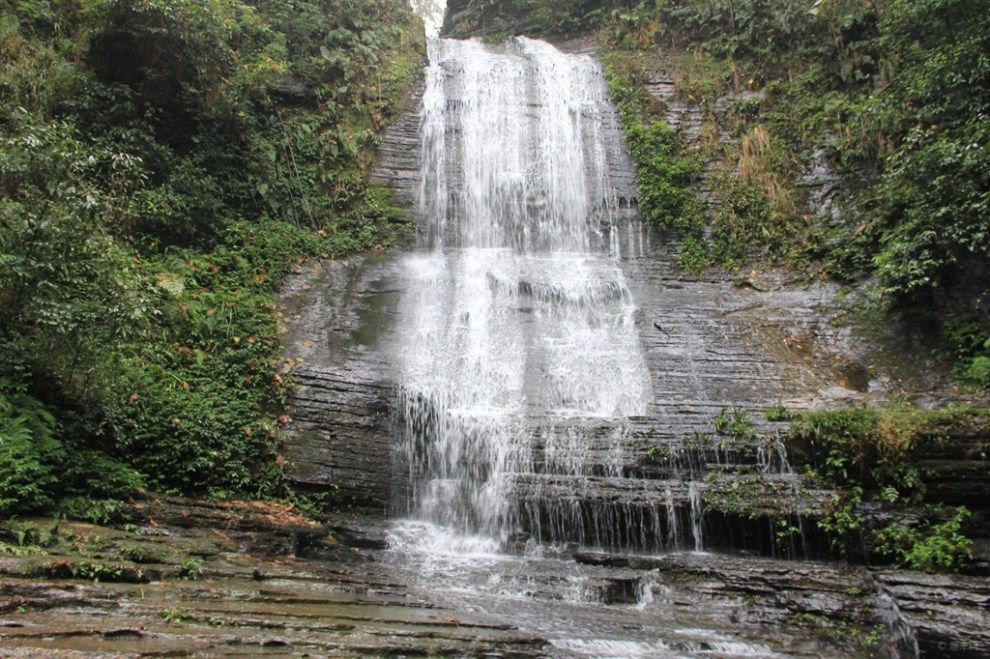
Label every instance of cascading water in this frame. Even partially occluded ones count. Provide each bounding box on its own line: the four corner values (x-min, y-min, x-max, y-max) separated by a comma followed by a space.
372, 36, 899, 658
395, 36, 651, 548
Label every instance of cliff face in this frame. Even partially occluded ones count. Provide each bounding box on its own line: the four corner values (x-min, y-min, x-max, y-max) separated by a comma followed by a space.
269, 17, 990, 656
278, 256, 405, 511
281, 10, 989, 563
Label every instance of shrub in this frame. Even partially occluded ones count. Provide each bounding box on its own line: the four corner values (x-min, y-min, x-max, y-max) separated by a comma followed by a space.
0, 0, 424, 512
874, 506, 973, 572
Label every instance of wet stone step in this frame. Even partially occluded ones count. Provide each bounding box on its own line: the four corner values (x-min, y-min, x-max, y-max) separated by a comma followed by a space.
1, 577, 546, 657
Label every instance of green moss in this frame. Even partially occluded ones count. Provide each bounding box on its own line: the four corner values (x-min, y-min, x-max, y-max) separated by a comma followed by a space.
790, 405, 987, 568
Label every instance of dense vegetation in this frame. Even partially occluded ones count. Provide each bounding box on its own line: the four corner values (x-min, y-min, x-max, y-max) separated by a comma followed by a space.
791, 406, 979, 571
594, 0, 990, 386
647, 403, 983, 571
0, 0, 425, 517
594, 0, 990, 571
596, 0, 990, 572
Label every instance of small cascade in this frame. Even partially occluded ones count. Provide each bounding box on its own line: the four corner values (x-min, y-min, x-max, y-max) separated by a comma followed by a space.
635, 578, 656, 610
757, 435, 794, 474
665, 486, 681, 550
688, 482, 704, 551
877, 586, 921, 659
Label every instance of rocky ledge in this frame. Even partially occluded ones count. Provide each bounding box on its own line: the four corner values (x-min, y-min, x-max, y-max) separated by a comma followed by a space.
0, 497, 544, 657
574, 550, 990, 659
4, 500, 989, 657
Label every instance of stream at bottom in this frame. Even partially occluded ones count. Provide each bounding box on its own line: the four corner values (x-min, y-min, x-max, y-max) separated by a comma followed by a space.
384, 520, 834, 658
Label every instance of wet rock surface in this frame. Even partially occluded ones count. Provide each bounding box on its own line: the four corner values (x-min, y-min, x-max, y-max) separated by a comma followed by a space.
5, 505, 990, 658
0, 500, 545, 658
371, 83, 426, 210
278, 31, 976, 526
276, 196, 986, 556
278, 256, 405, 510
574, 551, 990, 658
4, 30, 986, 659
875, 571, 990, 658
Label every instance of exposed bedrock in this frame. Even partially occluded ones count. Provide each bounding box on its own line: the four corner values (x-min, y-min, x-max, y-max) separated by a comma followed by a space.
279, 255, 405, 510
575, 551, 990, 659
280, 41, 986, 539
275, 35, 990, 657
279, 219, 975, 555
371, 82, 425, 210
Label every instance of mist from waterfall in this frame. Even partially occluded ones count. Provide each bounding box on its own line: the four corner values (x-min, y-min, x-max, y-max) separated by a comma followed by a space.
410, 0, 445, 38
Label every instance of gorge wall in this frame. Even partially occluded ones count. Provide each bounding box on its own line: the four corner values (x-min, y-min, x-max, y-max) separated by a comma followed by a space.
277, 35, 966, 555
275, 26, 990, 656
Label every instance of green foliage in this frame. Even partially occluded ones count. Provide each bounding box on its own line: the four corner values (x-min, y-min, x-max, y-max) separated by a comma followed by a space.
510, 0, 584, 35
871, 116, 990, 306
0, 518, 61, 549
161, 606, 193, 623
942, 318, 990, 389
0, 113, 157, 394
0, 381, 63, 515
711, 124, 804, 266
595, 0, 990, 385
598, 4, 662, 50
603, 0, 876, 76
174, 558, 203, 580
0, 0, 424, 512
791, 407, 933, 500
444, 0, 609, 37
70, 560, 145, 583
713, 406, 757, 441
765, 404, 791, 422
0, 541, 46, 556
85, 0, 251, 139
962, 356, 990, 389
120, 545, 168, 564
791, 406, 983, 569
603, 52, 706, 271
624, 119, 702, 229
817, 486, 865, 553
56, 497, 138, 527
873, 506, 973, 572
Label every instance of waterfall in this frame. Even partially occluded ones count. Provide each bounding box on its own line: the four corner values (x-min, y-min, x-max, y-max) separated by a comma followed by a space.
396, 37, 650, 547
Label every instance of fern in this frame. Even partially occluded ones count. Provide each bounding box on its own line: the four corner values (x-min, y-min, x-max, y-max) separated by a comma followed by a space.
0, 380, 63, 515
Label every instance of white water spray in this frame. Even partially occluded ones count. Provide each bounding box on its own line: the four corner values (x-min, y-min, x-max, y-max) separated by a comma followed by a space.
397, 37, 650, 547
